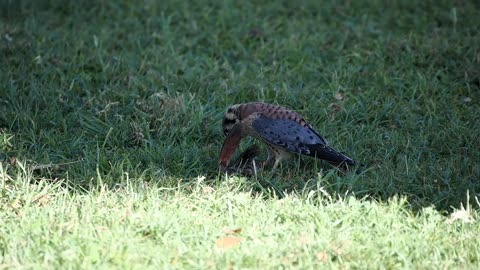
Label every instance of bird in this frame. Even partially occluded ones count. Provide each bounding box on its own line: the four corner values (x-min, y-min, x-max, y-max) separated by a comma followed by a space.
219, 102, 358, 171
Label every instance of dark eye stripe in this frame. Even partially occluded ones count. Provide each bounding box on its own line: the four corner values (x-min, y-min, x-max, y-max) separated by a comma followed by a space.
223, 118, 237, 124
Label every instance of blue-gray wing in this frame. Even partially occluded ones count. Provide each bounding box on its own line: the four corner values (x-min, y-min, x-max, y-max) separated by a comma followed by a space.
251, 116, 327, 155
251, 115, 356, 165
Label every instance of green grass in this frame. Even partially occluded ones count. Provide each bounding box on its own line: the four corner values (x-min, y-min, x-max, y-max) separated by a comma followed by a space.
2, 168, 480, 269
1, 0, 480, 268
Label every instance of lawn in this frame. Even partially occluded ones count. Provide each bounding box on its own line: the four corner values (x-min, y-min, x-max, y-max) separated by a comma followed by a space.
1, 0, 480, 268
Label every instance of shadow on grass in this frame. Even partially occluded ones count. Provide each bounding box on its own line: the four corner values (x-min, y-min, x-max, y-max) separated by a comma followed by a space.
208, 157, 478, 214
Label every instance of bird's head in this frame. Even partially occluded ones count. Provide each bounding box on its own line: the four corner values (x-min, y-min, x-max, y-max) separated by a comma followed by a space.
222, 104, 241, 136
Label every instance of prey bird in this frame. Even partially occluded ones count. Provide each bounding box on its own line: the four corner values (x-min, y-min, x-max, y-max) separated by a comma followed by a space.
219, 102, 358, 171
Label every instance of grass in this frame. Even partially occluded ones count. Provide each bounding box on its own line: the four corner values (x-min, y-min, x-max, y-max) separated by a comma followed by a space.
1, 0, 480, 268
2, 168, 480, 269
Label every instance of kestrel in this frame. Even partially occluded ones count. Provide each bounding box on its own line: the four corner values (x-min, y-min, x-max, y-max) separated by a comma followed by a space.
219, 102, 357, 171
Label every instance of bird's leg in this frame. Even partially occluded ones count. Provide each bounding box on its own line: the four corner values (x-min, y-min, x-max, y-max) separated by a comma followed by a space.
271, 158, 282, 171
261, 147, 276, 168
262, 146, 285, 173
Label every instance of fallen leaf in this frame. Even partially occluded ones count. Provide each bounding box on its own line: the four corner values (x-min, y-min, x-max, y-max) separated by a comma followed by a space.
9, 157, 16, 166
158, 94, 185, 112
329, 241, 347, 255
298, 235, 310, 246
170, 256, 178, 265
223, 227, 242, 234
206, 260, 215, 268
37, 195, 50, 207
315, 251, 329, 262
215, 236, 241, 249
202, 186, 215, 194
335, 92, 344, 100
328, 103, 342, 113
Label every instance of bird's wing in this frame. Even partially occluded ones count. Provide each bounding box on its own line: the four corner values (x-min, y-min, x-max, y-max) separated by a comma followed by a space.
251, 115, 327, 154
251, 115, 355, 165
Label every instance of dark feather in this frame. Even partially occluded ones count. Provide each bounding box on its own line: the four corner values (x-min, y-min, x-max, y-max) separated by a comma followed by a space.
306, 144, 355, 165
252, 115, 355, 165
